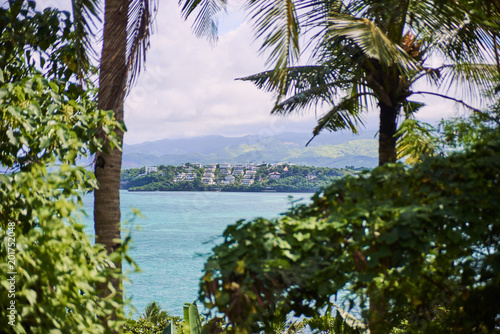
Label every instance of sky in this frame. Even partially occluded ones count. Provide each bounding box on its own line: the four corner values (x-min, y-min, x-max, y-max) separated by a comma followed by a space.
37, 0, 469, 145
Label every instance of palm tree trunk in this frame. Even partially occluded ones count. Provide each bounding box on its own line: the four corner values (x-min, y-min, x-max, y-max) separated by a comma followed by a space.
94, 0, 129, 305
378, 102, 399, 165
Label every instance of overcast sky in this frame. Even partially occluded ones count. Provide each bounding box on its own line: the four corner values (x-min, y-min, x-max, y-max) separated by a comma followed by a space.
38, 0, 467, 145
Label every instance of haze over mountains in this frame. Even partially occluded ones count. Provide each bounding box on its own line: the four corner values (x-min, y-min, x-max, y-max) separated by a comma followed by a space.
122, 131, 378, 169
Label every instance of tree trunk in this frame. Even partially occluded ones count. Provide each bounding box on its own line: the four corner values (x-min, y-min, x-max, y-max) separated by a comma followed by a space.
368, 282, 389, 334
378, 102, 399, 165
94, 0, 129, 305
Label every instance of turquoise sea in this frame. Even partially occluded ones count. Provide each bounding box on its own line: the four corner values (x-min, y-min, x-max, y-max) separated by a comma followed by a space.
82, 191, 313, 317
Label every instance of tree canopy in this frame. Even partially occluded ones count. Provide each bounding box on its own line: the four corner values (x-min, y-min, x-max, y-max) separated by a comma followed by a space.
199, 108, 500, 333
0, 2, 132, 332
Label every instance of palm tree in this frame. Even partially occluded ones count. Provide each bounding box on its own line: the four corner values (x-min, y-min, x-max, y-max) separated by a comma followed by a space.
180, 1, 500, 333
182, 0, 498, 165
239, 0, 499, 165
94, 0, 156, 304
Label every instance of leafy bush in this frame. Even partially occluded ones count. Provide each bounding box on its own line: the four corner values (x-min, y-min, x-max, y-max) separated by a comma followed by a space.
199, 117, 500, 333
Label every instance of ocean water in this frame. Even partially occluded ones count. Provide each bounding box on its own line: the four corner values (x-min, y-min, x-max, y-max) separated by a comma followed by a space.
81, 191, 313, 317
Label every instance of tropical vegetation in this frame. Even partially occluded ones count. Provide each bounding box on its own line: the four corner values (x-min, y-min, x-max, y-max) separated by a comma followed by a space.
0, 1, 133, 332
198, 107, 500, 334
121, 164, 364, 192
183, 0, 499, 165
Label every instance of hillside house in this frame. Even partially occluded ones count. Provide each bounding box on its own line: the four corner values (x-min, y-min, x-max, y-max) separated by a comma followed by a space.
201, 177, 215, 185
242, 179, 254, 186
203, 172, 215, 179
145, 166, 157, 174
175, 173, 186, 181
223, 175, 236, 184
269, 172, 281, 180
306, 173, 317, 181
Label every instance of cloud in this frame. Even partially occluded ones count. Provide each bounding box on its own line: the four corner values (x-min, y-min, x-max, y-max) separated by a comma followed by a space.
36, 0, 472, 145
123, 2, 321, 144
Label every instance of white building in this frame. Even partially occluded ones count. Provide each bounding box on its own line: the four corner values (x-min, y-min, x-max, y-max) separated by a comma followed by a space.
223, 175, 236, 184
145, 166, 158, 174
219, 163, 231, 169
201, 177, 215, 185
269, 172, 281, 180
233, 163, 245, 170
175, 173, 186, 181
242, 179, 254, 185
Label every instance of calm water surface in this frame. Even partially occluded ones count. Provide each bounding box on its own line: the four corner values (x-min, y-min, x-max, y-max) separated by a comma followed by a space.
82, 191, 312, 316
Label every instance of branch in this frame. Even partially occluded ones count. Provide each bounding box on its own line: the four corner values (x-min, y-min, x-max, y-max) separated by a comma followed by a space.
410, 91, 483, 113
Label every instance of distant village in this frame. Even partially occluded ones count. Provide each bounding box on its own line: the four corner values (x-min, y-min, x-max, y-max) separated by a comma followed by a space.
122, 163, 363, 192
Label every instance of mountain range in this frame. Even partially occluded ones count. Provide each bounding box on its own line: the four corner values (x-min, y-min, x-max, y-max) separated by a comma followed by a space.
122, 131, 378, 169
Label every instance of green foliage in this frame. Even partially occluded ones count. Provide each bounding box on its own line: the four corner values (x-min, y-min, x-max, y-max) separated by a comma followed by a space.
396, 119, 438, 164
122, 164, 362, 192
123, 301, 181, 334
0, 1, 130, 332
199, 120, 500, 333
183, 302, 203, 334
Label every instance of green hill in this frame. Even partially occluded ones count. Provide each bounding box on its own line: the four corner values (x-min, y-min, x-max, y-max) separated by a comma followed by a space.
122, 133, 378, 168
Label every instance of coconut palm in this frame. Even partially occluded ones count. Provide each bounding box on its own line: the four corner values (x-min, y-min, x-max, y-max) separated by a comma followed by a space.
183, 0, 499, 165
93, 0, 156, 304
180, 1, 500, 333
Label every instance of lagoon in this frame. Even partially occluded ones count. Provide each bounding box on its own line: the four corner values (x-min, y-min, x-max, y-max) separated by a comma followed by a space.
82, 191, 313, 316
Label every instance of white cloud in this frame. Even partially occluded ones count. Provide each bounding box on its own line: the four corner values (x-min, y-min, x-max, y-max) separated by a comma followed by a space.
36, 0, 477, 145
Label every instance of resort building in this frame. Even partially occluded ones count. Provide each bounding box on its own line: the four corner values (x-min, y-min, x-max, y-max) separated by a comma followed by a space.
223, 175, 236, 184
145, 166, 158, 174
269, 172, 281, 180
306, 173, 317, 181
203, 172, 215, 179
201, 177, 215, 185
175, 173, 186, 181
233, 163, 245, 170
233, 169, 244, 175
242, 179, 254, 186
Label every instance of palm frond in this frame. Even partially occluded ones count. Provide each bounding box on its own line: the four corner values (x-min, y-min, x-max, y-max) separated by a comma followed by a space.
324, 14, 420, 78
71, 0, 101, 80
396, 119, 437, 164
240, 64, 359, 115
239, 65, 347, 95
424, 0, 498, 64
272, 85, 332, 115
308, 94, 367, 145
126, 0, 158, 90
423, 63, 498, 105
247, 0, 300, 88
401, 100, 425, 119
179, 0, 228, 43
